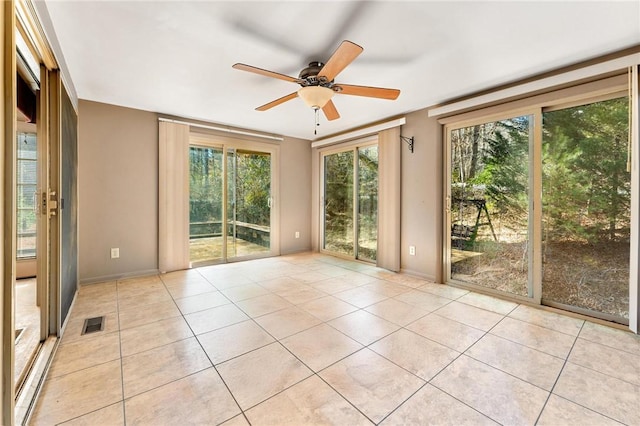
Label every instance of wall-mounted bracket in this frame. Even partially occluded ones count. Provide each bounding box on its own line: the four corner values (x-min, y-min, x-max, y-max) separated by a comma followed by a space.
401, 135, 414, 153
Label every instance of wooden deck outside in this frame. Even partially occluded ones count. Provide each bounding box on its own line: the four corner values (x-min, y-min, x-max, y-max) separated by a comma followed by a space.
189, 236, 269, 263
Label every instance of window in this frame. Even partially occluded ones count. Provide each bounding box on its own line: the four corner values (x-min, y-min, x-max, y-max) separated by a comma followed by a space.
17, 131, 37, 259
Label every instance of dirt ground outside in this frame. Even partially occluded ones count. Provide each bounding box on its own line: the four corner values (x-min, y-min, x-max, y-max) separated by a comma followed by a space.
451, 239, 629, 320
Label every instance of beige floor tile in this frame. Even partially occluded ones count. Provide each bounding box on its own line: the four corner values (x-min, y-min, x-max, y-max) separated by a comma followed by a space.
319, 348, 425, 423
184, 303, 249, 335
434, 301, 504, 331
220, 414, 250, 426
174, 290, 230, 315
309, 277, 358, 294
203, 273, 255, 290
370, 329, 459, 381
118, 299, 181, 330
537, 395, 623, 426
329, 310, 399, 345
198, 320, 274, 364
417, 282, 469, 299
457, 292, 519, 315
337, 271, 378, 285
49, 331, 121, 378
217, 342, 312, 410
122, 337, 212, 398
298, 295, 358, 321
255, 306, 322, 339
384, 273, 428, 288
59, 402, 125, 426
569, 337, 640, 386
118, 287, 173, 310
61, 311, 119, 345
257, 276, 302, 293
579, 321, 640, 355
124, 368, 240, 425
380, 384, 498, 426
407, 313, 485, 352
365, 298, 429, 326
68, 295, 118, 320
432, 355, 548, 425
31, 360, 122, 425
164, 279, 218, 299
281, 323, 363, 371
508, 304, 584, 336
246, 375, 372, 425
359, 280, 412, 297
490, 316, 576, 358
235, 293, 292, 317
334, 287, 388, 308
466, 333, 564, 390
116, 279, 165, 299
553, 362, 640, 425
312, 265, 352, 278
221, 283, 270, 302
288, 270, 331, 284
278, 286, 327, 304
77, 281, 118, 297
120, 316, 193, 356
394, 289, 452, 312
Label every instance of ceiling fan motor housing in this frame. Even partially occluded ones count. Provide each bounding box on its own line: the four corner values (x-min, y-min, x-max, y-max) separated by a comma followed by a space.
299, 61, 334, 87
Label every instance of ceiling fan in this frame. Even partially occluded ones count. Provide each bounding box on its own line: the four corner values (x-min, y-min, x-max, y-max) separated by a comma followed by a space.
232, 40, 400, 125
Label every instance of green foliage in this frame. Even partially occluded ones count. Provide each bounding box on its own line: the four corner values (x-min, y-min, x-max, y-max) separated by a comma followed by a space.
543, 97, 630, 242
189, 147, 271, 231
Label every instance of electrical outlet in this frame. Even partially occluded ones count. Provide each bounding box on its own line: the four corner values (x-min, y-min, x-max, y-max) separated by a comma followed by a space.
110, 248, 120, 259
409, 246, 416, 256
295, 231, 300, 239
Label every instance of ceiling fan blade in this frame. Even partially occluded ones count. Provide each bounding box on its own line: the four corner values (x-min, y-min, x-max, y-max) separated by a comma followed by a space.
336, 84, 400, 100
232, 63, 300, 84
322, 100, 340, 121
256, 92, 298, 111
318, 40, 363, 82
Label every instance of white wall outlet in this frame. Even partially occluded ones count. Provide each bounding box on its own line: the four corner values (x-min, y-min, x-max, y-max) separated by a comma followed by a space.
409, 245, 416, 256
110, 248, 120, 259
295, 231, 300, 239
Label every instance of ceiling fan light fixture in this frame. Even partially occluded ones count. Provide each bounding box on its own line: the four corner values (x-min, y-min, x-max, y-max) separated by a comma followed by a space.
297, 86, 333, 109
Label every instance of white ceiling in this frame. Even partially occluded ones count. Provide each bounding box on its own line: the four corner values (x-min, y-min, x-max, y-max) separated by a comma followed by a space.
41, 1, 640, 140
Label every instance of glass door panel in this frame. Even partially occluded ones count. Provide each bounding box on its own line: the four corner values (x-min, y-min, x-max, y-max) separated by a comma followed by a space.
226, 149, 272, 259
357, 146, 378, 261
323, 151, 355, 256
449, 116, 532, 297
542, 97, 630, 320
189, 146, 224, 263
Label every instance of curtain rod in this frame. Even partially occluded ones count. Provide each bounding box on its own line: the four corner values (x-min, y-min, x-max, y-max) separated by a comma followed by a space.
158, 117, 284, 141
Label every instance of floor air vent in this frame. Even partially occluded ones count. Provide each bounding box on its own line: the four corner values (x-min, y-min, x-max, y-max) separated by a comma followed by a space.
82, 316, 105, 335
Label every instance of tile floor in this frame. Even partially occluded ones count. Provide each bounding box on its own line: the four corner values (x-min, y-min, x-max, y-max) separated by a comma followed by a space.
30, 252, 640, 425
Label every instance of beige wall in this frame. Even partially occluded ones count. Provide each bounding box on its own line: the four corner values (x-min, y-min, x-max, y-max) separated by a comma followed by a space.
400, 109, 443, 282
78, 100, 159, 283
279, 136, 312, 254
78, 100, 312, 283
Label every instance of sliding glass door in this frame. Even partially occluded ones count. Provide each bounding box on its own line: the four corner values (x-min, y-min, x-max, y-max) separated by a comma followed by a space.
189, 142, 275, 265
226, 149, 271, 259
189, 146, 224, 263
542, 96, 630, 320
446, 91, 633, 324
448, 115, 532, 298
322, 142, 378, 262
